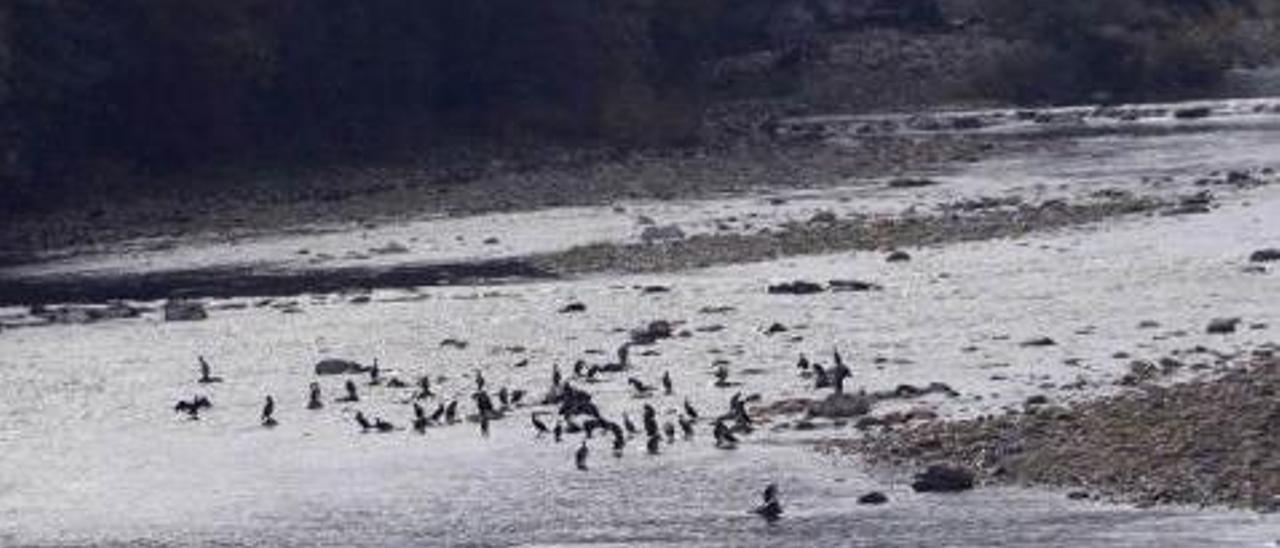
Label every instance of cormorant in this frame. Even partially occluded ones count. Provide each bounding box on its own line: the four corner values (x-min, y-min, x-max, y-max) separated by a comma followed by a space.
678, 416, 694, 439
683, 398, 699, 420
532, 413, 550, 436
444, 400, 458, 423
307, 382, 324, 410
623, 413, 639, 436
628, 377, 655, 397
339, 380, 359, 402
261, 395, 276, 427
754, 484, 782, 523
575, 441, 589, 471
197, 356, 223, 384
662, 371, 673, 395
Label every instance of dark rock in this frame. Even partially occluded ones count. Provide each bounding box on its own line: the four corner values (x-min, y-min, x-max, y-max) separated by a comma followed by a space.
1173, 106, 1212, 119
911, 464, 976, 493
163, 300, 207, 322
858, 491, 889, 505
888, 177, 942, 189
828, 279, 883, 292
440, 338, 469, 349
764, 322, 789, 335
1020, 337, 1057, 347
1250, 249, 1280, 263
1067, 491, 1091, 500
482, 237, 500, 245
1024, 394, 1049, 406
809, 210, 839, 225
559, 302, 587, 314
315, 358, 366, 376
768, 281, 825, 295
641, 285, 671, 294
1206, 317, 1241, 334
631, 320, 675, 344
808, 393, 873, 418
886, 250, 912, 263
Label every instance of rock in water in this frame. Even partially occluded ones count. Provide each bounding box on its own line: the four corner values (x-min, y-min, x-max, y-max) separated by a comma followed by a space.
857, 491, 889, 505
640, 224, 685, 244
1206, 317, 1241, 334
314, 359, 366, 376
886, 250, 912, 263
768, 281, 825, 295
163, 300, 207, 322
1249, 249, 1280, 263
808, 393, 872, 418
911, 465, 975, 493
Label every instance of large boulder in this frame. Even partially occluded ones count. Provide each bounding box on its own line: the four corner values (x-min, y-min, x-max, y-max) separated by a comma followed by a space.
911, 464, 975, 493
163, 300, 207, 322
314, 358, 366, 376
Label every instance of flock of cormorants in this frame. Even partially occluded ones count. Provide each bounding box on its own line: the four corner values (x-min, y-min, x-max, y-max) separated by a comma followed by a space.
174, 343, 856, 522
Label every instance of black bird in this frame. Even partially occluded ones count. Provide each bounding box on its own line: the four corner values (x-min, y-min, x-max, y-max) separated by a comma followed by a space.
573, 360, 587, 378
678, 416, 694, 439
174, 396, 211, 419
444, 400, 459, 424
813, 364, 831, 390
554, 422, 564, 443
623, 413, 639, 436
261, 395, 277, 427
307, 382, 324, 410
475, 370, 486, 392
628, 377, 655, 397
575, 441, 589, 471
683, 398, 700, 420
642, 404, 659, 439
373, 417, 395, 432
513, 358, 529, 368
532, 413, 550, 436
616, 343, 631, 370
754, 484, 782, 523
714, 365, 730, 388
473, 391, 496, 420
498, 387, 510, 408
831, 348, 851, 394
413, 403, 428, 433
611, 426, 626, 456
415, 376, 435, 400
663, 422, 676, 444
197, 356, 223, 384
510, 389, 526, 406
552, 364, 563, 388
339, 380, 359, 402
646, 435, 661, 455
796, 353, 810, 371
428, 403, 444, 423
713, 420, 739, 448
355, 411, 373, 431
368, 359, 381, 386
662, 371, 673, 395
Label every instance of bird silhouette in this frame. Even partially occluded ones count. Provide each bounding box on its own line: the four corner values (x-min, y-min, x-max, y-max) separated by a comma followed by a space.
754, 483, 782, 523
662, 371, 673, 395
307, 382, 324, 410
261, 395, 277, 427
575, 441, 589, 471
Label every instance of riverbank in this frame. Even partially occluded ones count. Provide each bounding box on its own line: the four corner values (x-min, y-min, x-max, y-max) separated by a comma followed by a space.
836, 347, 1280, 510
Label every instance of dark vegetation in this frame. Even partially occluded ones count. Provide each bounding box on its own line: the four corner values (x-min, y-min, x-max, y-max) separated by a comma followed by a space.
0, 0, 1266, 214
973, 0, 1260, 102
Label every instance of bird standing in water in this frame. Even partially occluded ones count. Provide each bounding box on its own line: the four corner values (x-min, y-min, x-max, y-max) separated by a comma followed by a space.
575, 441, 589, 471
197, 356, 223, 384
662, 371, 673, 395
307, 382, 324, 410
261, 396, 277, 427
754, 483, 782, 523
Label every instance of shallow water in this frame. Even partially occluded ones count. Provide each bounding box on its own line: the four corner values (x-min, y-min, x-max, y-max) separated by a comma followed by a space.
3, 96, 1280, 546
